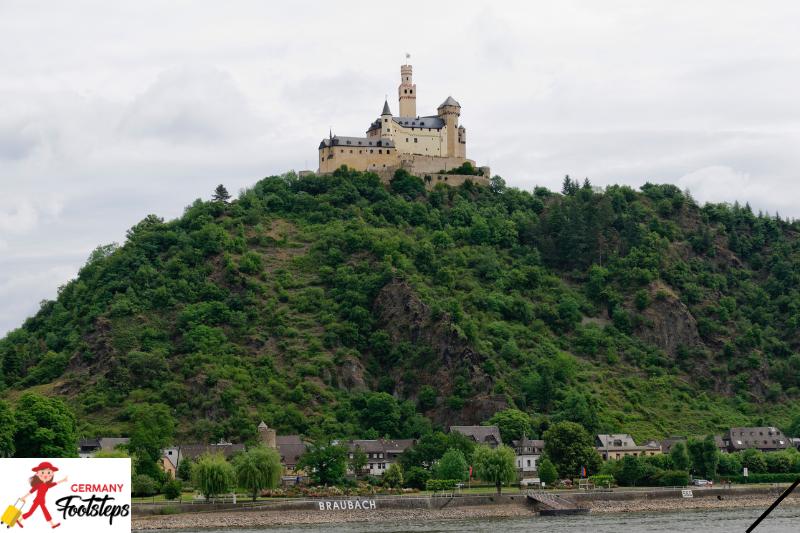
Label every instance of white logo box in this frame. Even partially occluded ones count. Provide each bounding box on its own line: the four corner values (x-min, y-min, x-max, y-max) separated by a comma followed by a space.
0, 458, 131, 532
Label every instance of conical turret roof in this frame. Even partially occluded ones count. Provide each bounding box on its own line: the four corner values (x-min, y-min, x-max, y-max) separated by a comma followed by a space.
438, 96, 460, 108
382, 99, 392, 115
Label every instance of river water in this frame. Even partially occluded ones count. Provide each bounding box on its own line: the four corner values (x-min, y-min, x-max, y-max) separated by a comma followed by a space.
150, 506, 800, 532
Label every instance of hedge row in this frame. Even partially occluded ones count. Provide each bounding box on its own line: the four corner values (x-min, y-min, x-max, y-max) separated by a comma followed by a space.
425, 479, 458, 491
727, 473, 800, 484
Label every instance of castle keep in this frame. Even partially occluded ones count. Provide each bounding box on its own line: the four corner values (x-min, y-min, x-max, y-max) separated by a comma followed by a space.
318, 62, 489, 186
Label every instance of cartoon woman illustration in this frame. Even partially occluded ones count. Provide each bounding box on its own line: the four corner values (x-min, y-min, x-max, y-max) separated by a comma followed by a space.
15, 461, 67, 529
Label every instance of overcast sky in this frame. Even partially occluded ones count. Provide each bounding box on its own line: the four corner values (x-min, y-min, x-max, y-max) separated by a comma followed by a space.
1, 0, 799, 336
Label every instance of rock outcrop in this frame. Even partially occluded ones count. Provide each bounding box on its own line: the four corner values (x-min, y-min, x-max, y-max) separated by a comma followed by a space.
372, 279, 503, 425
635, 283, 700, 356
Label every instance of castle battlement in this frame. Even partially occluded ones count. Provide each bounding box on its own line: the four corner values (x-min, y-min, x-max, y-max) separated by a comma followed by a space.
317, 62, 489, 186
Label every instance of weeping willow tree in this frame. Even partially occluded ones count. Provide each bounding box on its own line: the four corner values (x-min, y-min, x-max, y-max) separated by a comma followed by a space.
234, 446, 282, 500
192, 453, 235, 500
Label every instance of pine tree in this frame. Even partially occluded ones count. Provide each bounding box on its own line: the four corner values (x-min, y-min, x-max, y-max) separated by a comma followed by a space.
212, 184, 231, 203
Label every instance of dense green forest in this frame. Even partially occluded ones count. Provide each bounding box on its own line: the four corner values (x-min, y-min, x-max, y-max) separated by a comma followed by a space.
2, 168, 799, 445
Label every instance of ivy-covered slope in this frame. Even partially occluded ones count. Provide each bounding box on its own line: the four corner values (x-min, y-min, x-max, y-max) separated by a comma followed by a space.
2, 168, 799, 443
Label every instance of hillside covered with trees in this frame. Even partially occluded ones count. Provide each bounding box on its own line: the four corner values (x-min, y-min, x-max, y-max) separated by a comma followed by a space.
2, 168, 800, 446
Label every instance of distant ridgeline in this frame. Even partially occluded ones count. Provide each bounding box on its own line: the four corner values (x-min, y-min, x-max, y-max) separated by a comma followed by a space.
1, 170, 800, 444
315, 61, 490, 188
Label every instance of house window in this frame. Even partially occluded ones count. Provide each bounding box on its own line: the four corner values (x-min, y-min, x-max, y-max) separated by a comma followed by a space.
527, 459, 531, 467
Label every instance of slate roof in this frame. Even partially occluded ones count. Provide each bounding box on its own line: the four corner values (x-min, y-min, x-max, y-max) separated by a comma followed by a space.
99, 438, 130, 452
725, 427, 788, 450
660, 436, 687, 454
392, 115, 445, 129
78, 437, 129, 453
450, 425, 502, 446
382, 100, 392, 115
319, 136, 395, 149
348, 438, 416, 457
511, 438, 544, 455
277, 435, 307, 467
438, 96, 460, 108
178, 442, 246, 461
596, 434, 636, 448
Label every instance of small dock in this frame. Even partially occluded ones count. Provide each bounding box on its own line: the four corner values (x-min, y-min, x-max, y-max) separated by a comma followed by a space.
526, 490, 590, 516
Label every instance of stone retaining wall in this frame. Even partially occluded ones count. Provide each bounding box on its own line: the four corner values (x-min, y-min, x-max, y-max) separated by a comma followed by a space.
133, 494, 525, 516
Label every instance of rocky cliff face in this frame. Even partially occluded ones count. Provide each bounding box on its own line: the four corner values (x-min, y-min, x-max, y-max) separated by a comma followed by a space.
636, 283, 701, 356
372, 279, 504, 425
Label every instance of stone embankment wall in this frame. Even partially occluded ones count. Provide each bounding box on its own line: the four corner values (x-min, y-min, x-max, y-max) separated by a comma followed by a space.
133, 494, 524, 516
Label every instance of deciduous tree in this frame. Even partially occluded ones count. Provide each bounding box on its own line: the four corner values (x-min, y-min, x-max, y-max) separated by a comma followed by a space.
472, 445, 516, 494
434, 448, 468, 481
234, 446, 282, 500
542, 421, 601, 478
297, 442, 348, 486
13, 393, 77, 458
193, 453, 235, 500
487, 409, 533, 445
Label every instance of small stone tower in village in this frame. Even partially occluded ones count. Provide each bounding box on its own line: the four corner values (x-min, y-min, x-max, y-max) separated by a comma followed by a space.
398, 63, 416, 117
258, 421, 277, 449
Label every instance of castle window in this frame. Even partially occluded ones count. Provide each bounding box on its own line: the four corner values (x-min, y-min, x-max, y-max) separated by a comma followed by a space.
414, 138, 418, 143
384, 119, 387, 123
370, 149, 373, 153
340, 149, 344, 153
379, 149, 382, 154
349, 150, 353, 153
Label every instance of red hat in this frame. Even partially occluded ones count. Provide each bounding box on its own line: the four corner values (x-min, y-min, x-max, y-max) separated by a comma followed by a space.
31, 462, 58, 472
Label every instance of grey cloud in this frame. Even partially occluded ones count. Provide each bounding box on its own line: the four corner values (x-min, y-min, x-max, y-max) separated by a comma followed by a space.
119, 65, 263, 143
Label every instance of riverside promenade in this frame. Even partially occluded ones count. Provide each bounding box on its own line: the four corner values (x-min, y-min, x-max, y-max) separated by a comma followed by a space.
132, 485, 800, 530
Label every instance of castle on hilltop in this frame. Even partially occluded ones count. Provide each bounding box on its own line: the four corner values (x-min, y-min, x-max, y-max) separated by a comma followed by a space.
317, 61, 489, 186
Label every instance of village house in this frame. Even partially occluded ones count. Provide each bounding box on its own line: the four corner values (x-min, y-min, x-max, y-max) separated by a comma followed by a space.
722, 427, 789, 453
512, 437, 544, 477
276, 434, 308, 480
450, 426, 502, 448
661, 435, 728, 455
77, 437, 130, 458
346, 438, 415, 477
159, 422, 306, 480
596, 434, 662, 460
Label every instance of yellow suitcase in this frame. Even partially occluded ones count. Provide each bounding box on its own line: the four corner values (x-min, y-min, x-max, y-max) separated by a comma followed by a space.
1, 499, 22, 528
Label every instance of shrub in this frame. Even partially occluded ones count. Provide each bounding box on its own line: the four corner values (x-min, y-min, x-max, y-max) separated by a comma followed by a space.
404, 466, 431, 489
162, 479, 182, 500
658, 470, 690, 486
729, 473, 800, 483
383, 463, 404, 488
588, 474, 615, 488
425, 479, 457, 492
133, 474, 159, 497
